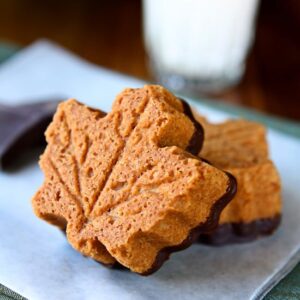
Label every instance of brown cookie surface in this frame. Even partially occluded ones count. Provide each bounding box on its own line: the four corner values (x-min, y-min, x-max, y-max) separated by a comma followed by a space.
32, 85, 236, 274
196, 115, 282, 244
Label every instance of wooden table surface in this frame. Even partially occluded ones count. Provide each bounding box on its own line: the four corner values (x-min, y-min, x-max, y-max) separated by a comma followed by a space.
0, 0, 299, 120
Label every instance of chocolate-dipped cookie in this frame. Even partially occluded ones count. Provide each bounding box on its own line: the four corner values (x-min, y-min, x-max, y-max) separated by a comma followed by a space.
196, 115, 281, 245
32, 85, 236, 274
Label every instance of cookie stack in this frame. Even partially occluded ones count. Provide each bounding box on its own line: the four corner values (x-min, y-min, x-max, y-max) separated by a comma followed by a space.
32, 85, 281, 275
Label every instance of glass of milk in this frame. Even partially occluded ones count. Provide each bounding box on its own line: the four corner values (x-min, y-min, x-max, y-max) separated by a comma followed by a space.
143, 0, 260, 95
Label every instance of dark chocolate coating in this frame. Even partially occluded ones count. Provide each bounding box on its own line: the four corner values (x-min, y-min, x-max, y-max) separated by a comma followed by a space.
198, 214, 281, 245
180, 98, 204, 155
0, 100, 61, 170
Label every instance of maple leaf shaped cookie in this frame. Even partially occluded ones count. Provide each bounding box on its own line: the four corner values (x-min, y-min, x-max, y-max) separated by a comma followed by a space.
195, 116, 281, 244
32, 85, 236, 274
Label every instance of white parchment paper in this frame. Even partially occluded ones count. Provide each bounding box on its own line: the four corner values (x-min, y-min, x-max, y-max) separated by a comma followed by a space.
0, 40, 299, 300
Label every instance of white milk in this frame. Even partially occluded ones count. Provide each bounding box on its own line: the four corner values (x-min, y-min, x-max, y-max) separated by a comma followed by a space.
143, 0, 259, 93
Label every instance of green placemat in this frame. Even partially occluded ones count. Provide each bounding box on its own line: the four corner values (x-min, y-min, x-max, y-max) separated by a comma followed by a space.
0, 284, 26, 300
0, 42, 299, 300
0, 42, 18, 63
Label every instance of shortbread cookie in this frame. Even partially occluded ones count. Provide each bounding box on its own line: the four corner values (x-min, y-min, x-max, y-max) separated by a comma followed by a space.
196, 116, 281, 244
32, 85, 236, 274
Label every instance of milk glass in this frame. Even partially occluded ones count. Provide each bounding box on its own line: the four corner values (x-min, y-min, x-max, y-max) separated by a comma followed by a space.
143, 0, 260, 95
